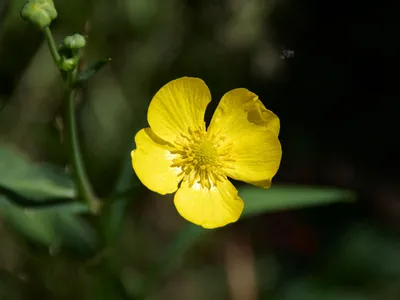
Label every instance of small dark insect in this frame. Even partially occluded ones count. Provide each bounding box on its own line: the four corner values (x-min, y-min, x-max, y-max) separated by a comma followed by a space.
280, 49, 295, 60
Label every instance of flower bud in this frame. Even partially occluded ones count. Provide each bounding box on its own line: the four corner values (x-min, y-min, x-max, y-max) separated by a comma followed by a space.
21, 0, 57, 29
60, 58, 77, 71
63, 34, 86, 50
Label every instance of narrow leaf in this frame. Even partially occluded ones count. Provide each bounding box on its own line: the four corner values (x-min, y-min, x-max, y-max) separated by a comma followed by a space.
76, 58, 111, 83
240, 184, 355, 217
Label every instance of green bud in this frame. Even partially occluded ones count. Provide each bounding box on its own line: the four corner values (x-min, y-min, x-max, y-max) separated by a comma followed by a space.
21, 0, 57, 29
63, 34, 86, 50
60, 58, 77, 71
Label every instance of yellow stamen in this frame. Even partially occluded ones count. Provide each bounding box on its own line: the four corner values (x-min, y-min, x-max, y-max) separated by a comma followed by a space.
171, 126, 235, 189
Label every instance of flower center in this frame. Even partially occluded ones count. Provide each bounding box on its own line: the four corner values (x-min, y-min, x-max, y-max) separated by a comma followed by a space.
192, 140, 218, 165
170, 126, 234, 189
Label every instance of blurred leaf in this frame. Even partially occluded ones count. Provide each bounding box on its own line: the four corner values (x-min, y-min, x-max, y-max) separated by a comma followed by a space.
277, 279, 369, 300
76, 58, 111, 84
0, 146, 75, 200
0, 196, 59, 245
0, 145, 97, 255
0, 185, 88, 212
326, 224, 400, 285
240, 184, 355, 217
55, 213, 98, 255
0, 196, 98, 255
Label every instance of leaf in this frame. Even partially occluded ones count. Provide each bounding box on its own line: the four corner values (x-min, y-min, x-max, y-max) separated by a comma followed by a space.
0, 145, 97, 255
0, 196, 55, 245
240, 184, 355, 217
76, 58, 111, 84
0, 185, 88, 212
0, 196, 98, 255
0, 146, 75, 200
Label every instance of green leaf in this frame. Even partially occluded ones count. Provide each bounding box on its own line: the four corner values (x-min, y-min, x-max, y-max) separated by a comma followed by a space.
0, 185, 88, 212
240, 184, 355, 217
76, 58, 111, 84
0, 196, 98, 255
0, 196, 55, 245
0, 145, 97, 255
0, 146, 75, 200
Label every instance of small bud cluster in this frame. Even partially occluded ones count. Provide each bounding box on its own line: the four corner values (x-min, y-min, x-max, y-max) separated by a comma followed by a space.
59, 34, 86, 71
21, 0, 108, 84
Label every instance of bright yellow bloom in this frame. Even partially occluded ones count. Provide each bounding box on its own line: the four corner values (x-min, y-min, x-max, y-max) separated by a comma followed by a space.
131, 77, 282, 229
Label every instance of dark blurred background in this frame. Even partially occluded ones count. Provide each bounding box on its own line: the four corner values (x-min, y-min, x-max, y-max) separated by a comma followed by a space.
1, 0, 399, 299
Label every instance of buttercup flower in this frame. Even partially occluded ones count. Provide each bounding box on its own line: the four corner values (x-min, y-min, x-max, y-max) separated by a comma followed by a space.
131, 77, 282, 229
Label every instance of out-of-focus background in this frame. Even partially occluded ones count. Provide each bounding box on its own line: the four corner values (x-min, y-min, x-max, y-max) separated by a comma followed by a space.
0, 0, 398, 299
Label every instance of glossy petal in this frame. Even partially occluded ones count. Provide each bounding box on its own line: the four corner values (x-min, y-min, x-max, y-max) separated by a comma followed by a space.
224, 128, 281, 185
208, 88, 282, 185
131, 128, 181, 195
148, 77, 211, 143
174, 179, 244, 229
208, 88, 280, 138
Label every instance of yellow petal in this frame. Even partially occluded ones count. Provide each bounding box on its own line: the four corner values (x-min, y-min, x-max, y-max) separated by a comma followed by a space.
148, 77, 211, 143
223, 128, 281, 185
208, 88, 282, 185
174, 179, 244, 229
208, 88, 280, 138
249, 179, 272, 189
131, 128, 181, 195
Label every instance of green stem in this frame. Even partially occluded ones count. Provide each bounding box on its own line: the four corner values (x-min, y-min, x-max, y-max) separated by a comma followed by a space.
43, 26, 61, 65
65, 88, 100, 213
43, 25, 100, 213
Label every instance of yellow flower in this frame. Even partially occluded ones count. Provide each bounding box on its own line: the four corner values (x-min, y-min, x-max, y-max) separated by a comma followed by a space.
131, 77, 282, 229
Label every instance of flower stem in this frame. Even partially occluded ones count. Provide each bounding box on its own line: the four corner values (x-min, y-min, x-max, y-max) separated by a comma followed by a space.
43, 25, 100, 213
43, 26, 61, 65
65, 89, 100, 213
